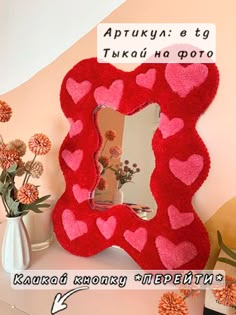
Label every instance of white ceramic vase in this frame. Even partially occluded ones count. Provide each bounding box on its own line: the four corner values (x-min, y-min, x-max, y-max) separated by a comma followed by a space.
2, 216, 31, 273
112, 188, 124, 204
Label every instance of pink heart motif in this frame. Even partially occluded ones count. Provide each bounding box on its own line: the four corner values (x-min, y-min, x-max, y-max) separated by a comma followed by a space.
62, 209, 88, 241
62, 149, 83, 172
159, 113, 184, 139
155, 236, 197, 269
94, 80, 124, 110
66, 78, 92, 104
124, 228, 147, 252
165, 64, 208, 97
169, 154, 204, 185
72, 184, 90, 204
96, 216, 117, 240
168, 205, 194, 230
68, 118, 83, 138
136, 68, 156, 89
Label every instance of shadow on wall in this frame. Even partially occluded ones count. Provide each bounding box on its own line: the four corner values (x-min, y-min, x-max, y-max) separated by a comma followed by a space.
205, 196, 236, 269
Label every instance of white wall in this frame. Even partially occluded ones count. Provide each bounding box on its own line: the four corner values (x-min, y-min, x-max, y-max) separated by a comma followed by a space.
121, 103, 159, 212
0, 0, 125, 94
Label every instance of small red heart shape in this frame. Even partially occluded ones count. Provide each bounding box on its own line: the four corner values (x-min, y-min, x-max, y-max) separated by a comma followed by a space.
124, 228, 147, 252
62, 149, 83, 172
94, 80, 123, 110
96, 216, 117, 240
136, 68, 156, 89
155, 236, 197, 269
168, 205, 194, 230
66, 78, 92, 103
165, 64, 208, 97
62, 209, 88, 241
72, 184, 90, 204
159, 113, 184, 139
68, 119, 83, 138
169, 154, 204, 185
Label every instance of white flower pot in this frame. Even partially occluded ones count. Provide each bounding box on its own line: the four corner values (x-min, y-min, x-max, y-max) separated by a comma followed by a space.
1, 216, 31, 273
112, 188, 124, 204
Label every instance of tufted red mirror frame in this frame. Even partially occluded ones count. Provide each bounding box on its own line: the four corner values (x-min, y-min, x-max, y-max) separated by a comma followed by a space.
52, 58, 219, 270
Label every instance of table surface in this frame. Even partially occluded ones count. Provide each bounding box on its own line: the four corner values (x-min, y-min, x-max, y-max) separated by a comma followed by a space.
0, 221, 204, 315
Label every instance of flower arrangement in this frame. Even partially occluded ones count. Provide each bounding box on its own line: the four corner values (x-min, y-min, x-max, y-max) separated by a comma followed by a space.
158, 289, 200, 315
113, 160, 140, 190
0, 100, 51, 217
97, 130, 122, 193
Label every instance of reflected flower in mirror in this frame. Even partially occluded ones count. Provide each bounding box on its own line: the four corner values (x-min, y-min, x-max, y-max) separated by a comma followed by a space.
112, 160, 140, 189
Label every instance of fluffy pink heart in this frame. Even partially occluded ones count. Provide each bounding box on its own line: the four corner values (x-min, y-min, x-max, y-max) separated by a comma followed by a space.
72, 184, 90, 204
169, 154, 204, 185
155, 236, 197, 269
94, 79, 123, 110
159, 113, 184, 139
62, 209, 88, 241
124, 228, 147, 252
96, 216, 117, 240
68, 118, 83, 138
136, 68, 156, 89
168, 205, 194, 230
66, 78, 92, 104
165, 64, 208, 97
62, 149, 83, 171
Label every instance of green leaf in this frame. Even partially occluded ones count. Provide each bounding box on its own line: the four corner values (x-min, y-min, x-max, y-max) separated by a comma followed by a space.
217, 230, 236, 260
21, 211, 29, 216
30, 207, 43, 214
5, 189, 20, 215
34, 195, 51, 204
7, 163, 18, 174
217, 257, 236, 267
37, 203, 51, 208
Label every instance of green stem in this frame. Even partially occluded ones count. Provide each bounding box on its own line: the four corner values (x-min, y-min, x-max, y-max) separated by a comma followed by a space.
100, 139, 108, 156
23, 154, 36, 185
1, 195, 10, 217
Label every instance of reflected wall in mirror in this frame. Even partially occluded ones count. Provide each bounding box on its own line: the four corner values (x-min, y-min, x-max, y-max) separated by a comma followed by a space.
95, 104, 159, 219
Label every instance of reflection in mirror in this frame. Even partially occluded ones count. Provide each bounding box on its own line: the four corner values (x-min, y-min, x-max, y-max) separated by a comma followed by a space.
94, 103, 160, 220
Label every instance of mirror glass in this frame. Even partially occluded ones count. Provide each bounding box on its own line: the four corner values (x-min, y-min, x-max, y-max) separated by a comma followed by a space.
94, 103, 160, 220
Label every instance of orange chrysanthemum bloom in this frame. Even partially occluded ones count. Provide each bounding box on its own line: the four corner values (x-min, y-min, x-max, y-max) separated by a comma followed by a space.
105, 130, 116, 141
0, 149, 20, 170
17, 183, 39, 204
180, 289, 201, 298
97, 177, 108, 191
212, 275, 236, 306
158, 292, 189, 315
28, 133, 51, 155
0, 100, 12, 122
109, 145, 122, 159
99, 155, 109, 168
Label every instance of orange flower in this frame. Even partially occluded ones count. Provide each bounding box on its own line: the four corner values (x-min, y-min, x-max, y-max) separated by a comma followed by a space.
212, 275, 236, 306
158, 292, 189, 315
17, 183, 39, 204
97, 177, 108, 191
109, 145, 122, 159
99, 155, 109, 168
0, 100, 12, 122
28, 133, 51, 155
180, 289, 201, 298
105, 130, 116, 141
0, 149, 20, 170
